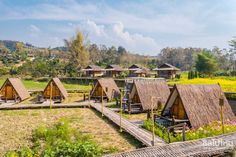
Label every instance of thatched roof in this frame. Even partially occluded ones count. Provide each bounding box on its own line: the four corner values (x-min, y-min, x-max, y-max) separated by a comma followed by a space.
83, 65, 104, 71
153, 63, 180, 71
133, 68, 148, 74
91, 78, 120, 100
128, 64, 146, 70
0, 78, 30, 101
44, 78, 68, 99
105, 64, 123, 71
162, 84, 235, 129
130, 79, 170, 111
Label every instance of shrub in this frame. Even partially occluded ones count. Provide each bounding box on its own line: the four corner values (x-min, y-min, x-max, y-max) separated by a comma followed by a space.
4, 147, 34, 157
143, 120, 236, 143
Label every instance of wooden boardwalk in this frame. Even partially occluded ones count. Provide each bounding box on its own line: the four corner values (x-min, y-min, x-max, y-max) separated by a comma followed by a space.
105, 131, 236, 157
90, 102, 166, 147
0, 102, 89, 110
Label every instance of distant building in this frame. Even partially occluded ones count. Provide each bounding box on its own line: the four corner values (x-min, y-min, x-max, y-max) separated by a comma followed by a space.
82, 65, 105, 77
105, 64, 124, 77
153, 63, 180, 79
27, 53, 35, 61
128, 64, 149, 77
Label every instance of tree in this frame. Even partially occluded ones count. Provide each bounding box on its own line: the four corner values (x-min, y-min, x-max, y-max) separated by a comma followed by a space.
229, 38, 236, 75
195, 50, 218, 77
64, 31, 89, 69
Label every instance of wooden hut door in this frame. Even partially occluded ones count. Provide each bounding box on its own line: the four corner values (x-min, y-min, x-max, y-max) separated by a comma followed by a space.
6, 85, 14, 99
171, 97, 186, 119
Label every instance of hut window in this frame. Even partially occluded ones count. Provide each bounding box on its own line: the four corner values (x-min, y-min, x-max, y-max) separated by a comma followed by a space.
105, 87, 108, 92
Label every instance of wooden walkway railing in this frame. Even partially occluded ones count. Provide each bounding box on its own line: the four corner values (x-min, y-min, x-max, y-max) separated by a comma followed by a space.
105, 131, 236, 157
90, 102, 166, 147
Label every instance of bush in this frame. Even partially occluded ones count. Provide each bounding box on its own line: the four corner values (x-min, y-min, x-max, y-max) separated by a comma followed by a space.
143, 120, 236, 143
4, 147, 34, 157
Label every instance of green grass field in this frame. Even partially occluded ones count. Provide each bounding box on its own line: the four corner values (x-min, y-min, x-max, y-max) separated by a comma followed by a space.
0, 79, 92, 91
168, 73, 236, 92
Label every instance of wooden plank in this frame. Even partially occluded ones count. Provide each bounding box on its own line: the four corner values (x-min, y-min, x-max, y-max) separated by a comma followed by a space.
105, 131, 236, 157
90, 103, 166, 147
0, 102, 89, 110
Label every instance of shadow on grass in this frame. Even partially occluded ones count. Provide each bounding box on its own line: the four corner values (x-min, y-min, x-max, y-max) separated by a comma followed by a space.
90, 108, 144, 149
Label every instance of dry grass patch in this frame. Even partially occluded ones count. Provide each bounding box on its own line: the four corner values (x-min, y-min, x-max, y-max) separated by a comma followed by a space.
122, 112, 148, 121
0, 108, 141, 156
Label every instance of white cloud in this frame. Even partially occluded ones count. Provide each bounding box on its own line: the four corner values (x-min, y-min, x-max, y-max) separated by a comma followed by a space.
29, 24, 40, 32
78, 20, 160, 55
84, 20, 106, 36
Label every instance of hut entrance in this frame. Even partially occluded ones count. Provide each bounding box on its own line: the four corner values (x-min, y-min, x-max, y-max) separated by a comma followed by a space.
42, 78, 68, 103
44, 82, 61, 99
1, 82, 17, 100
170, 96, 186, 119
92, 83, 106, 99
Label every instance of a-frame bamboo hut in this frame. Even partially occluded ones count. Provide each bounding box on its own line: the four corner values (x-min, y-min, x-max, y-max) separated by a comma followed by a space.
161, 84, 235, 129
43, 78, 68, 102
128, 79, 170, 113
0, 78, 30, 102
90, 78, 120, 101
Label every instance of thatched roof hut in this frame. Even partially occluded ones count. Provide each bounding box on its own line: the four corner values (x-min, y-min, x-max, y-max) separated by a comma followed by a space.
128, 64, 149, 77
90, 78, 120, 101
82, 65, 105, 77
0, 78, 30, 102
43, 78, 68, 101
129, 79, 170, 112
161, 84, 235, 129
153, 63, 180, 79
105, 64, 123, 77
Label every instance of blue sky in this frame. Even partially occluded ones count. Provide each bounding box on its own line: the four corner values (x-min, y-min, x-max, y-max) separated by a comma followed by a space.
0, 0, 236, 55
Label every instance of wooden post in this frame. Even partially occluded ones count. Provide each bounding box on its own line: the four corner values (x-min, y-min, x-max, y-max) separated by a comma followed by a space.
182, 123, 186, 141
167, 129, 171, 143
88, 93, 91, 108
50, 81, 53, 109
128, 103, 131, 114
101, 89, 104, 117
120, 91, 123, 132
219, 94, 225, 134
151, 97, 155, 146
